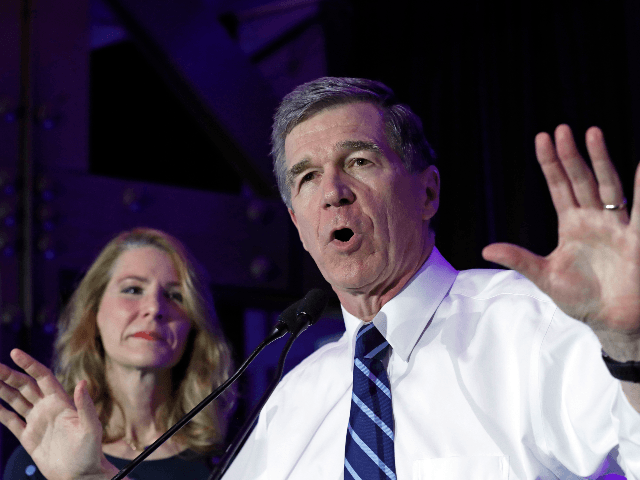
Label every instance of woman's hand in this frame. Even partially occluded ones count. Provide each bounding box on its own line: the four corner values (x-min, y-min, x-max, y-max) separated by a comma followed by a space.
0, 349, 119, 480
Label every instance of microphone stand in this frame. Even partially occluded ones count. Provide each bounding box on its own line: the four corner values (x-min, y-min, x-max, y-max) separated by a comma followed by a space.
111, 309, 296, 480
207, 318, 309, 480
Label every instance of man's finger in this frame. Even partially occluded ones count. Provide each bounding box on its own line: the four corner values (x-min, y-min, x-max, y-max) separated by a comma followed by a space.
629, 162, 640, 230
586, 126, 629, 222
554, 124, 601, 209
482, 243, 545, 283
535, 131, 578, 216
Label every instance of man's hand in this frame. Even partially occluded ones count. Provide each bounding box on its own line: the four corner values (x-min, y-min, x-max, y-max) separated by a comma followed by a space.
0, 349, 119, 480
482, 124, 640, 362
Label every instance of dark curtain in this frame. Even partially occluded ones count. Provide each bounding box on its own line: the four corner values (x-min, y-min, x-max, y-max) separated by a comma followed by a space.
323, 0, 639, 270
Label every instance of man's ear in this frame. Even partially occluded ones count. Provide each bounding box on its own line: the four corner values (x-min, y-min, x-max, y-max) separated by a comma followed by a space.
288, 207, 309, 251
420, 165, 440, 222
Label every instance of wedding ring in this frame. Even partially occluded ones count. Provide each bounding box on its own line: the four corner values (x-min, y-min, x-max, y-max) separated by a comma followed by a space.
603, 198, 627, 210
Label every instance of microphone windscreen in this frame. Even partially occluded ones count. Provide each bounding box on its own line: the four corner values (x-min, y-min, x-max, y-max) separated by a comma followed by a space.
277, 300, 302, 332
295, 289, 328, 326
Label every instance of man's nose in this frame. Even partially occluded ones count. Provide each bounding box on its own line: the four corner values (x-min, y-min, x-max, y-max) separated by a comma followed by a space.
322, 169, 355, 208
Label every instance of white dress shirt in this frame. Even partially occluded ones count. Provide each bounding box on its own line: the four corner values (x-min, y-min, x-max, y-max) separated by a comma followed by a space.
223, 248, 640, 479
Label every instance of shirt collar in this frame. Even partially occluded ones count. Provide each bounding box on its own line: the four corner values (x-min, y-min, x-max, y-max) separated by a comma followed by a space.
342, 247, 458, 363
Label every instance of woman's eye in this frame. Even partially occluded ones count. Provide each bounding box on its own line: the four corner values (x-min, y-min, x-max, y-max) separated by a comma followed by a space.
122, 286, 143, 295
167, 291, 184, 303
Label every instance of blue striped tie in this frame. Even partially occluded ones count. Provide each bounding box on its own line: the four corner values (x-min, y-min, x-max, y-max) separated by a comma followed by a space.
345, 323, 396, 480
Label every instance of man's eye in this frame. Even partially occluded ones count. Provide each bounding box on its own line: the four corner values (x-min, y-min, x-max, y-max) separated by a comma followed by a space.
353, 158, 371, 167
122, 286, 143, 295
299, 171, 317, 185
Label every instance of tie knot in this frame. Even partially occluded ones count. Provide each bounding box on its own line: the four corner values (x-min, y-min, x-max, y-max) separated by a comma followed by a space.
354, 323, 390, 362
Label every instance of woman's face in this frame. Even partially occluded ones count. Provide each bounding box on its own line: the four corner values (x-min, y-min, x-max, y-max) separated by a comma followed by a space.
96, 246, 192, 372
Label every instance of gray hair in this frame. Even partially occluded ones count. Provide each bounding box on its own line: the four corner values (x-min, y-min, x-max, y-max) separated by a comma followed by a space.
271, 77, 437, 208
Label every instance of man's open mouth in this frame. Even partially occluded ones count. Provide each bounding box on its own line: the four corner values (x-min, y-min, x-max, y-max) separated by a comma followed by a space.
333, 228, 354, 242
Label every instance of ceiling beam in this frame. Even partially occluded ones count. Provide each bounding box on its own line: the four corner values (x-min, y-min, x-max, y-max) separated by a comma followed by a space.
103, 0, 281, 197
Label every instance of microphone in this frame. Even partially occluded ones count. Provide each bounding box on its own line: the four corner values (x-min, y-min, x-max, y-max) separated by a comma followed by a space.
274, 288, 327, 335
293, 288, 328, 333
270, 299, 302, 335
111, 291, 325, 480
208, 288, 329, 480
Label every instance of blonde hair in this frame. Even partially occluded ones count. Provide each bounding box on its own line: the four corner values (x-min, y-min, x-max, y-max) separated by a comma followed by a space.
53, 228, 234, 453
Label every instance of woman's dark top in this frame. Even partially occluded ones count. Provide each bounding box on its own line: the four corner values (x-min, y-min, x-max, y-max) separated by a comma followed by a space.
3, 445, 214, 480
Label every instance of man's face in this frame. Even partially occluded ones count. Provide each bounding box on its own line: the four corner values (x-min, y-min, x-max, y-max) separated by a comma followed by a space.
285, 102, 439, 298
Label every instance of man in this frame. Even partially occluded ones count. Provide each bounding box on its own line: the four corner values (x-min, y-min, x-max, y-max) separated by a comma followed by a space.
0, 77, 639, 479
222, 77, 640, 478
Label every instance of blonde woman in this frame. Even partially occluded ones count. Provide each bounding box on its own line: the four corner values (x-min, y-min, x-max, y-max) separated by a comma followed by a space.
1, 228, 234, 479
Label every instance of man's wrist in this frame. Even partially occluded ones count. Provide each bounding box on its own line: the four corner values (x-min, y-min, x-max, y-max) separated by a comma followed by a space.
594, 329, 640, 363
602, 351, 640, 383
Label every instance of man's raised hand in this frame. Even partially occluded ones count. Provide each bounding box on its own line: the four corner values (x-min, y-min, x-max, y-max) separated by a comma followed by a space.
482, 124, 640, 361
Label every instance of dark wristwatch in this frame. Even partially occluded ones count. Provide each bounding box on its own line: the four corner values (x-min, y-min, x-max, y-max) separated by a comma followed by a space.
602, 352, 640, 383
